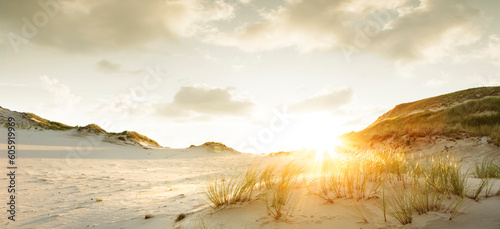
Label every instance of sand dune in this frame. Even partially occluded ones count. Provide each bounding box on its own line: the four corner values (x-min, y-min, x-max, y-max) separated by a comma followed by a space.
1, 128, 499, 228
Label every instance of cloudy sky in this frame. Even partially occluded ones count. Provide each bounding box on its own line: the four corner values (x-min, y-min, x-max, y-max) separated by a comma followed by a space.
1, 0, 500, 153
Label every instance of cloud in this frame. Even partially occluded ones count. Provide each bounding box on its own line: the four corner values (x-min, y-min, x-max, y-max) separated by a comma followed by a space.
91, 84, 254, 121
204, 0, 482, 63
467, 73, 500, 87
2, 0, 485, 63
424, 72, 451, 87
239, 0, 253, 4
96, 59, 141, 74
91, 88, 160, 118
0, 82, 30, 88
39, 75, 81, 110
158, 84, 255, 117
290, 86, 353, 113
471, 35, 500, 66
1, 0, 235, 52
370, 0, 481, 63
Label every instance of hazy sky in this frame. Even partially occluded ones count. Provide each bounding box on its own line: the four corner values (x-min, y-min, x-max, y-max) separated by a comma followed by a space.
1, 0, 500, 153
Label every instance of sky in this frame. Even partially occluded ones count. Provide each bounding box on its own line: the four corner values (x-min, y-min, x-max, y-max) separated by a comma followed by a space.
1, 0, 500, 153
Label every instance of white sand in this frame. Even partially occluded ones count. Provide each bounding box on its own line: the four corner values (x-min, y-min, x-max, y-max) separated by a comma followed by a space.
0, 127, 499, 228
0, 128, 258, 228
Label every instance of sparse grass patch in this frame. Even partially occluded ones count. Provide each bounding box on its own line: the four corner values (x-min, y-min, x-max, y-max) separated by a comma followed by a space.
264, 184, 297, 220
445, 197, 469, 220
204, 165, 261, 209
263, 160, 303, 220
473, 160, 500, 178
202, 149, 481, 226
467, 178, 491, 201
386, 189, 413, 225
409, 183, 445, 215
259, 162, 279, 190
424, 155, 467, 197
350, 201, 369, 223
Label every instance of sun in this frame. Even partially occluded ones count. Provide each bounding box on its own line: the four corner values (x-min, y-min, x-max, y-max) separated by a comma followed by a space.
313, 137, 343, 162
284, 113, 347, 161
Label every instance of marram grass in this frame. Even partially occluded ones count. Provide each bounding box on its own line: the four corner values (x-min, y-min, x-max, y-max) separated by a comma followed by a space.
203, 151, 485, 225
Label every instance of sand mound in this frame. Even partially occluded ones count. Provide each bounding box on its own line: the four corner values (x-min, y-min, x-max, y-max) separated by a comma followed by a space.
189, 141, 240, 154
77, 124, 106, 134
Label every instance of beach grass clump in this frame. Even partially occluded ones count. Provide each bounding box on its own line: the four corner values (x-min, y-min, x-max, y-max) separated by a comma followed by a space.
233, 166, 260, 203
311, 171, 342, 203
309, 153, 384, 203
264, 182, 297, 220
409, 182, 445, 215
467, 178, 494, 201
263, 160, 303, 220
204, 171, 259, 209
386, 189, 413, 225
204, 176, 238, 209
473, 160, 500, 178
259, 162, 279, 190
423, 155, 467, 197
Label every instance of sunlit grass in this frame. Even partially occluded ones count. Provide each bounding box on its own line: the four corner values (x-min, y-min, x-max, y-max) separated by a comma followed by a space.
342, 89, 500, 146
262, 160, 303, 219
264, 182, 297, 220
202, 148, 490, 225
204, 166, 260, 209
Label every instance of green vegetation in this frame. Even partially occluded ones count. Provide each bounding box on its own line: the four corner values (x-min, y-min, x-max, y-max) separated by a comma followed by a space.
386, 188, 413, 225
107, 130, 160, 147
372, 87, 500, 124
22, 113, 75, 131
424, 155, 467, 197
192, 142, 239, 153
77, 124, 106, 134
123, 131, 160, 146
343, 87, 500, 146
473, 160, 500, 178
47, 121, 74, 130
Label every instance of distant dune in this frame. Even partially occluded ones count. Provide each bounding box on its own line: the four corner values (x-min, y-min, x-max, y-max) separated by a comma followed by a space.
189, 142, 241, 154
0, 106, 163, 148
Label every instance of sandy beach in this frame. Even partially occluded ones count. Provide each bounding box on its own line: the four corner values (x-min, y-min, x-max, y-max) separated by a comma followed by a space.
1, 128, 499, 229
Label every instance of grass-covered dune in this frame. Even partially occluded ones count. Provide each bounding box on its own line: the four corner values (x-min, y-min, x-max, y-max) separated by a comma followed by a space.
0, 107, 162, 148
189, 141, 241, 154
342, 87, 500, 147
107, 130, 161, 147
21, 112, 75, 131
